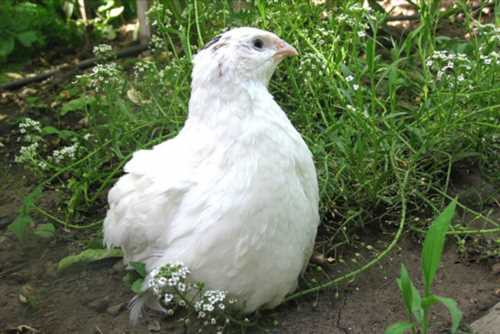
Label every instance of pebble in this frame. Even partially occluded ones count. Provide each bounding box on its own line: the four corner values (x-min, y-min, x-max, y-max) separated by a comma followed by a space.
471, 302, 500, 334
491, 263, 500, 275
112, 261, 125, 274
106, 302, 126, 316
88, 297, 110, 313
148, 320, 161, 332
10, 271, 31, 284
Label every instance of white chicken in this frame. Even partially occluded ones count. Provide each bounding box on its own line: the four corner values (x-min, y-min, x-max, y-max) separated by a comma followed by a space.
103, 27, 319, 321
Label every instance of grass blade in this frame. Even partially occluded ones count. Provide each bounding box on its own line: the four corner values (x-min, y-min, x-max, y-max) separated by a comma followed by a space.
397, 264, 423, 323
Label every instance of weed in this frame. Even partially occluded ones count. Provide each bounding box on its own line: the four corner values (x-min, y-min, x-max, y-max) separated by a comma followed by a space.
385, 200, 462, 334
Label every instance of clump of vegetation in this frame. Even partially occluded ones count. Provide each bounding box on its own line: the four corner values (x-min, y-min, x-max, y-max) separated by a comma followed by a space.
386, 200, 462, 334
7, 2, 500, 329
0, 0, 82, 61
12, 0, 499, 241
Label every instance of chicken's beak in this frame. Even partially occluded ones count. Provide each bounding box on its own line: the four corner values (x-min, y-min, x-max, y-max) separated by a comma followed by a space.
272, 40, 298, 61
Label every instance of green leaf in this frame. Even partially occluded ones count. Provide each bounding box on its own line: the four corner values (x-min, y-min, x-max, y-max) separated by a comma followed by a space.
433, 295, 463, 334
16, 31, 40, 47
421, 200, 457, 294
58, 248, 123, 272
8, 213, 33, 241
61, 96, 95, 115
129, 261, 146, 277
397, 264, 423, 323
384, 322, 414, 334
8, 187, 42, 241
131, 278, 144, 294
41, 126, 78, 140
108, 6, 124, 18
0, 37, 15, 57
34, 223, 55, 238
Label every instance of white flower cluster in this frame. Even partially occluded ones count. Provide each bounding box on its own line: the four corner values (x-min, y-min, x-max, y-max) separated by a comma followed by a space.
145, 262, 235, 331
195, 290, 227, 315
19, 118, 41, 134
15, 142, 41, 166
93, 44, 114, 61
150, 34, 167, 52
298, 53, 327, 83
426, 50, 473, 88
337, 3, 374, 27
15, 118, 46, 170
133, 60, 156, 79
147, 2, 172, 27
479, 52, 500, 66
345, 74, 360, 91
81, 63, 122, 92
426, 49, 499, 89
50, 143, 79, 163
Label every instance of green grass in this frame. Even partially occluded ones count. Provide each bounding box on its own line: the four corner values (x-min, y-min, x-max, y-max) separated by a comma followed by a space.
10, 0, 500, 283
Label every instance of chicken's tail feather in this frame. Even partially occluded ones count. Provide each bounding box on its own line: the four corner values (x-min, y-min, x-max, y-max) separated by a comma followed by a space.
129, 286, 166, 325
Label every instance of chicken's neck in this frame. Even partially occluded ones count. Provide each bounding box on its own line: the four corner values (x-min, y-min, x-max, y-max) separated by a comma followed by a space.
187, 79, 279, 123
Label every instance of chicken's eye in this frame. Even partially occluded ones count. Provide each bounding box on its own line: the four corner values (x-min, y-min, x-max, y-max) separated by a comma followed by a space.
253, 38, 264, 49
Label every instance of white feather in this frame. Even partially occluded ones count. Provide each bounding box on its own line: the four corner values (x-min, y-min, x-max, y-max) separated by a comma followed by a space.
103, 27, 320, 321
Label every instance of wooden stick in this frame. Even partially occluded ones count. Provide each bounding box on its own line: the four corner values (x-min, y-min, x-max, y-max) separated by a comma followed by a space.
0, 44, 148, 91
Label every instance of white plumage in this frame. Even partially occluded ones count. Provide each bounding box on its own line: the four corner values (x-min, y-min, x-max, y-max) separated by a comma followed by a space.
103, 27, 319, 320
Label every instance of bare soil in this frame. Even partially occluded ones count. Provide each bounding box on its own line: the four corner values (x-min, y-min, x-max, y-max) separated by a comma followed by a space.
0, 129, 499, 334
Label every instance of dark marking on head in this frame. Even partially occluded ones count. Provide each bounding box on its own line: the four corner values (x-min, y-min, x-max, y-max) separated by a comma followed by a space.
200, 28, 232, 51
201, 34, 222, 51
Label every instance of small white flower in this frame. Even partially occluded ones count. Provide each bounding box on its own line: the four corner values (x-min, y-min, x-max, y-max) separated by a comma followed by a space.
426, 60, 433, 67
357, 31, 366, 38
210, 318, 217, 325
457, 74, 464, 82
158, 277, 167, 287
346, 75, 354, 82
164, 293, 174, 304
353, 84, 359, 91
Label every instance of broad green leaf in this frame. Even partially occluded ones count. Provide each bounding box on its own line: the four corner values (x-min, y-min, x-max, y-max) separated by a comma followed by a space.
61, 96, 95, 115
16, 31, 40, 47
41, 126, 60, 135
0, 37, 15, 58
58, 248, 123, 272
384, 322, 414, 334
421, 200, 456, 293
129, 261, 146, 277
34, 223, 55, 238
433, 295, 463, 334
397, 264, 423, 323
131, 278, 144, 294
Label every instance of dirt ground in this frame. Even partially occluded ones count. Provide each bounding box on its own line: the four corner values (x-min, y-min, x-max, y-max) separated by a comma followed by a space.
0, 129, 499, 334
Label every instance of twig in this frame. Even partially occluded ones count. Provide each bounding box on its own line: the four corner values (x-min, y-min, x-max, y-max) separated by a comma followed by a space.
0, 43, 148, 91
